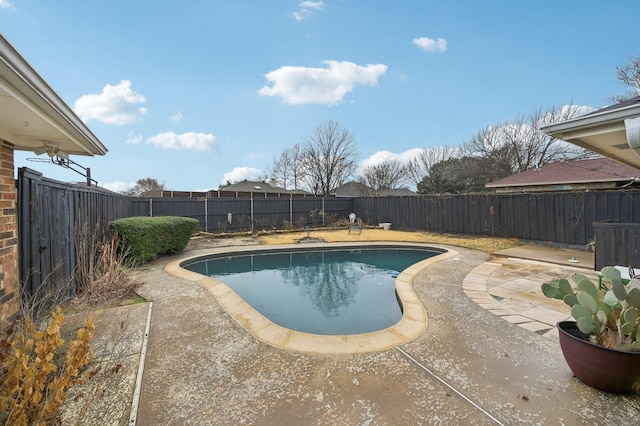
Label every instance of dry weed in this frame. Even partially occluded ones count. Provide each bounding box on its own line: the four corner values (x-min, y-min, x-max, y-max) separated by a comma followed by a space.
74, 224, 142, 306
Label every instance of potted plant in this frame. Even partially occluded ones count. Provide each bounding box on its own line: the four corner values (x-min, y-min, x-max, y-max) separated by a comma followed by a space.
541, 266, 640, 393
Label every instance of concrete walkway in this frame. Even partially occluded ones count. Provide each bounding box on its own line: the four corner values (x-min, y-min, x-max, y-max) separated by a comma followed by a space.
62, 242, 640, 425
463, 244, 600, 340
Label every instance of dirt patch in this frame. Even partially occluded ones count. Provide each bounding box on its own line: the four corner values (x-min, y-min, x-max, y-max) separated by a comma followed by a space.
297, 237, 326, 244
184, 234, 261, 252
255, 228, 520, 254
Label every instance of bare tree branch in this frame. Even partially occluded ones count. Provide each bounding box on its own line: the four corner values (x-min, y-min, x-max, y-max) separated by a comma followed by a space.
266, 143, 306, 190
464, 104, 594, 179
302, 120, 358, 196
357, 160, 408, 195
407, 146, 459, 185
610, 55, 640, 103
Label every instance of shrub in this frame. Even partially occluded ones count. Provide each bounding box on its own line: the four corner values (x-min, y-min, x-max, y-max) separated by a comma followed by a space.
109, 216, 198, 264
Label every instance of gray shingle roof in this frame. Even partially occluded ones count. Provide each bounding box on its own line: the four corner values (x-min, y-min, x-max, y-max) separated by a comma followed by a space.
486, 157, 640, 188
221, 180, 311, 195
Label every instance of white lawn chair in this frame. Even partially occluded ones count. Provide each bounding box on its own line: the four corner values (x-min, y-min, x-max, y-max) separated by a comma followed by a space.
348, 213, 362, 235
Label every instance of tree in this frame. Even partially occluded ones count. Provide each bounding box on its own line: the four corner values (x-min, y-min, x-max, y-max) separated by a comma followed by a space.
357, 160, 408, 195
124, 177, 166, 197
407, 146, 459, 187
610, 55, 640, 103
464, 104, 592, 180
301, 120, 358, 196
267, 143, 306, 190
463, 125, 515, 180
512, 106, 593, 170
417, 156, 494, 194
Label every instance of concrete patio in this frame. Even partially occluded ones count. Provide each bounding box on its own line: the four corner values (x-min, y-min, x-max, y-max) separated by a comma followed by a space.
62, 241, 640, 425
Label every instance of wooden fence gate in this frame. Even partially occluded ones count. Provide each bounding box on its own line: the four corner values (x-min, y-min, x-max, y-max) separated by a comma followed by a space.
17, 168, 131, 301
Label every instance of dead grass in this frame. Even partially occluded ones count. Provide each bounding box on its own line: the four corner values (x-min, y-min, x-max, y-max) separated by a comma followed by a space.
256, 228, 520, 254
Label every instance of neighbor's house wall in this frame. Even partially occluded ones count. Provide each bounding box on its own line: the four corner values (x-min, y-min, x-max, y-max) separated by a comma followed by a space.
0, 141, 19, 323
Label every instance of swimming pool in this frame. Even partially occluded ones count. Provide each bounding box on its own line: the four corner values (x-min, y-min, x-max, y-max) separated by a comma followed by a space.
167, 243, 456, 354
183, 247, 441, 335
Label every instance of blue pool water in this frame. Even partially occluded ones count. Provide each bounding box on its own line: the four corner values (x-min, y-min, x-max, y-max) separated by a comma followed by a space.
183, 247, 441, 335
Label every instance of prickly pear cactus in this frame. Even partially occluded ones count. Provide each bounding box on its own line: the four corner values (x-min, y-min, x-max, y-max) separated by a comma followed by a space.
601, 266, 640, 351
542, 266, 640, 351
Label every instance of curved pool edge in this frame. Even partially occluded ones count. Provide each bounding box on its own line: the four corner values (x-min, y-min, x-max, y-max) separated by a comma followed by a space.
164, 242, 459, 354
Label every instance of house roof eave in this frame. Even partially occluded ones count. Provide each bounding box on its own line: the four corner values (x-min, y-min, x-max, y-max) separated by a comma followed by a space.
0, 34, 107, 156
486, 177, 640, 189
541, 102, 640, 137
540, 98, 640, 169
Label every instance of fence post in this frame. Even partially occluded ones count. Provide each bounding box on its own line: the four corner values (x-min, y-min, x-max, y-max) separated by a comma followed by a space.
204, 197, 208, 232
322, 197, 325, 226
290, 196, 293, 224
149, 198, 153, 217
250, 193, 254, 234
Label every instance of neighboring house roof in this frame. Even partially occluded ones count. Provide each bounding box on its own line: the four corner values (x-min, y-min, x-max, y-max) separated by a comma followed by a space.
378, 187, 418, 196
333, 182, 371, 197
219, 180, 312, 196
68, 181, 120, 194
222, 180, 288, 193
0, 34, 107, 156
541, 96, 640, 170
287, 188, 313, 195
333, 181, 417, 197
486, 157, 640, 193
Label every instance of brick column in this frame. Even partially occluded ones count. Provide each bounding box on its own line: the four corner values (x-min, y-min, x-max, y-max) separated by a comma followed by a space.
0, 142, 19, 323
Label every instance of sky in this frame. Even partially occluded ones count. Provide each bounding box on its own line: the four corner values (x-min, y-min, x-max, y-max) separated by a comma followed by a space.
2, 1, 639, 193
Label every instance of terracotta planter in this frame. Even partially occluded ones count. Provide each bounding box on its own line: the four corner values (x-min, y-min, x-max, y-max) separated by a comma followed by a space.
557, 321, 640, 393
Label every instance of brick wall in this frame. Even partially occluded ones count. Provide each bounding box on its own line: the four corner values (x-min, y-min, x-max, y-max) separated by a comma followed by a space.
0, 142, 19, 323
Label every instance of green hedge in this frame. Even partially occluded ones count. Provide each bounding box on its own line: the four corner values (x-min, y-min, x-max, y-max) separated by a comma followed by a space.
109, 216, 199, 264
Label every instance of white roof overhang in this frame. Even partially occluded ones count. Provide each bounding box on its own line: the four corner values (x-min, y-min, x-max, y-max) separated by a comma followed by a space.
0, 34, 107, 156
541, 100, 640, 169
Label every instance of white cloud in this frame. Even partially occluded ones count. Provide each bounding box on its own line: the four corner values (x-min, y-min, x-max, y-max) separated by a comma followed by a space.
171, 111, 183, 122
222, 167, 263, 184
0, 0, 15, 10
301, 0, 324, 9
102, 181, 135, 193
413, 37, 447, 53
74, 80, 147, 125
146, 131, 217, 151
293, 0, 325, 21
125, 131, 143, 144
258, 60, 387, 105
359, 149, 422, 169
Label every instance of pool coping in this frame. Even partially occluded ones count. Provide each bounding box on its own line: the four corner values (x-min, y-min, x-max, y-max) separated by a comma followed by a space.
165, 242, 458, 354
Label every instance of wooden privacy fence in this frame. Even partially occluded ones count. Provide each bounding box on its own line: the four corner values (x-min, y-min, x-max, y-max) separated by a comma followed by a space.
131, 196, 355, 233
131, 190, 640, 248
17, 168, 131, 301
16, 166, 640, 308
354, 190, 640, 247
593, 222, 640, 270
